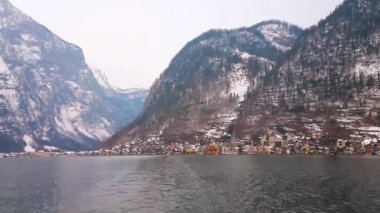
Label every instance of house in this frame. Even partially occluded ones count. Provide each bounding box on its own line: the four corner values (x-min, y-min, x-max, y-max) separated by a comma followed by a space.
243, 145, 258, 155
204, 144, 220, 155
220, 145, 238, 155
259, 136, 267, 146
268, 133, 282, 148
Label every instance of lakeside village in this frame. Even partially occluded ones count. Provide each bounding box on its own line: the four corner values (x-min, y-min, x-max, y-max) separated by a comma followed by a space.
1, 128, 379, 158
103, 130, 379, 156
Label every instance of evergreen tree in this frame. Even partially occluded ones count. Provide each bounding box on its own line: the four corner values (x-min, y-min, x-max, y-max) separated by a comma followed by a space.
358, 73, 364, 91
366, 75, 375, 88
352, 73, 357, 88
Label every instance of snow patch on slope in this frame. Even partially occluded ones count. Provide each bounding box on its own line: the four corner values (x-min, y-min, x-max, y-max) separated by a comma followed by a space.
54, 103, 114, 143
43, 145, 60, 152
20, 33, 36, 43
0, 58, 19, 110
258, 23, 296, 51
353, 56, 380, 76
13, 44, 41, 62
23, 135, 36, 152
204, 112, 238, 140
91, 68, 112, 90
54, 104, 82, 140
228, 64, 250, 101
0, 57, 10, 74
358, 126, 380, 137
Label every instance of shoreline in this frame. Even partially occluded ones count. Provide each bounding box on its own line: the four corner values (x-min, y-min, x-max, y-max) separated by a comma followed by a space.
1, 152, 379, 159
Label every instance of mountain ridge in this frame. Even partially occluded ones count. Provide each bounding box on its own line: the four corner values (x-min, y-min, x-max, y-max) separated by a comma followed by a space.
0, 0, 147, 152
105, 0, 380, 149
235, 0, 380, 142
105, 20, 303, 147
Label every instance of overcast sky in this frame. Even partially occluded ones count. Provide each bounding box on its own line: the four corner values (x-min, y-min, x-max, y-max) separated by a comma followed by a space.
10, 0, 343, 89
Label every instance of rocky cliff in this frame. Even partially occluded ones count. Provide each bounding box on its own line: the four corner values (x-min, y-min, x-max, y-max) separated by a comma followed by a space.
0, 0, 147, 152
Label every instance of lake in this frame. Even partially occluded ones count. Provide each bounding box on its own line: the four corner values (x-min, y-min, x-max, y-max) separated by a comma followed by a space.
0, 155, 380, 212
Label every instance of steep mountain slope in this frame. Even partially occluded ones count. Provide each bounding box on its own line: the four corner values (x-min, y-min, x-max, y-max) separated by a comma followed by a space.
0, 0, 146, 152
106, 21, 302, 146
235, 0, 380, 142
92, 69, 149, 124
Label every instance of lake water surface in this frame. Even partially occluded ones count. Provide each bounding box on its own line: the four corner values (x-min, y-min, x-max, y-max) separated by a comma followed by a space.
1, 155, 380, 212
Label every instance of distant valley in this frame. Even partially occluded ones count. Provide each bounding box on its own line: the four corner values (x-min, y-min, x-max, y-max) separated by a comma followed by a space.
0, 0, 379, 154
0, 0, 148, 152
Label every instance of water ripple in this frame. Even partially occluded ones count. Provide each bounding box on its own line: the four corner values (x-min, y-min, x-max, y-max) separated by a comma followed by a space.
0, 156, 380, 212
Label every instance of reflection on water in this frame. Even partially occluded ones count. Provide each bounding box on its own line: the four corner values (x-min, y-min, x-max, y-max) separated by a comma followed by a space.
0, 156, 380, 212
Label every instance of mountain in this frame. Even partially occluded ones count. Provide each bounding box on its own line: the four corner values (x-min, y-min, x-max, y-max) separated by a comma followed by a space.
106, 0, 380, 149
91, 68, 149, 124
235, 0, 380, 142
105, 20, 302, 147
0, 0, 147, 152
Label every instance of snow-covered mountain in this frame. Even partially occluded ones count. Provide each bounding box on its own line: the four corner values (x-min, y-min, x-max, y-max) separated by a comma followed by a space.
105, 20, 302, 146
0, 0, 147, 152
106, 0, 380, 148
235, 0, 380, 142
91, 68, 149, 126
